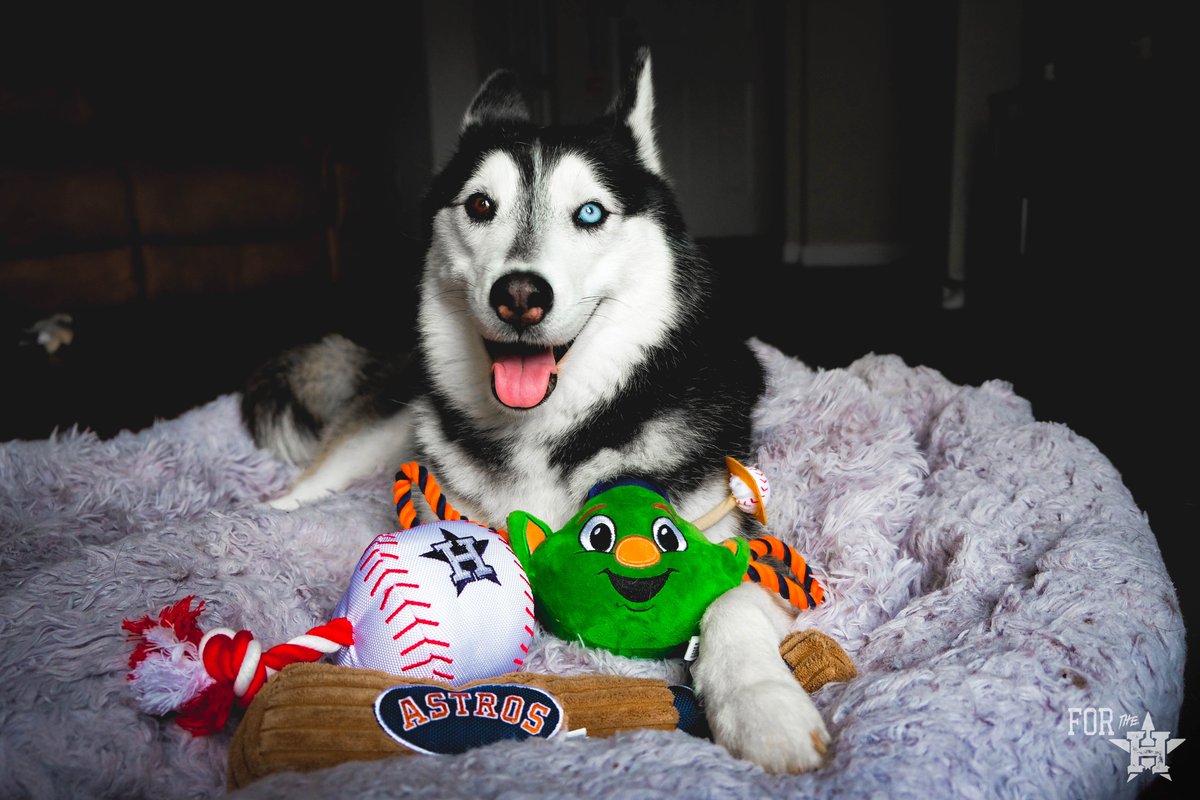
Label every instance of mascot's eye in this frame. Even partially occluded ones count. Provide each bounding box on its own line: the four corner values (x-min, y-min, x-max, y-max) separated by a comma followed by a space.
652, 517, 686, 553
465, 193, 497, 222
579, 514, 616, 553
573, 202, 606, 227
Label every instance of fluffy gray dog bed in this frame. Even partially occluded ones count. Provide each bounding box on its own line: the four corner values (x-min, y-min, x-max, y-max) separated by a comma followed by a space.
0, 342, 1184, 799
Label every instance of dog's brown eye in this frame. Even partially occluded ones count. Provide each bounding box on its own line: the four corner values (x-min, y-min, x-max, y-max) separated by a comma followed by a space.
465, 193, 496, 222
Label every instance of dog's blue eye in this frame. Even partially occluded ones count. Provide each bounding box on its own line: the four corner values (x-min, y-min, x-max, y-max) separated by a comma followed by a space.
574, 202, 606, 227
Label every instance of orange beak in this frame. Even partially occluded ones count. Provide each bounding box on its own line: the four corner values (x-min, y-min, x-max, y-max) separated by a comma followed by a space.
613, 536, 661, 568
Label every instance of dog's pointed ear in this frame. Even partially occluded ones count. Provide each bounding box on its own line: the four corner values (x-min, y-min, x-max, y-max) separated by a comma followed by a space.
606, 47, 663, 175
462, 69, 531, 131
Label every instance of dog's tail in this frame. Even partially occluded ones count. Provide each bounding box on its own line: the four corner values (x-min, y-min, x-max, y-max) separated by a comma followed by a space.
240, 334, 415, 467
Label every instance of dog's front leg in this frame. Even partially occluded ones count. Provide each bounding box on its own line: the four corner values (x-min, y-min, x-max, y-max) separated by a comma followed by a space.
691, 582, 830, 773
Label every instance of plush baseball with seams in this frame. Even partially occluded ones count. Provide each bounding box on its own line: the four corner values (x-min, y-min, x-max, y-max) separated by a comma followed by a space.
333, 522, 535, 688
731, 465, 770, 513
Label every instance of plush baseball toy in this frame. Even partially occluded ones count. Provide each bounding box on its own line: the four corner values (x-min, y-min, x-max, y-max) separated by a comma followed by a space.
322, 463, 535, 686
331, 521, 534, 687
505, 458, 825, 659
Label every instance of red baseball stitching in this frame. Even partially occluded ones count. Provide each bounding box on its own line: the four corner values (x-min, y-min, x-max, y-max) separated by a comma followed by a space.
356, 548, 381, 570
358, 548, 400, 572
510, 546, 537, 660
385, 599, 432, 621
392, 617, 440, 638
357, 532, 398, 561
365, 537, 455, 677
400, 653, 454, 672
372, 570, 417, 597
399, 637, 451, 657
357, 528, 537, 683
362, 553, 400, 582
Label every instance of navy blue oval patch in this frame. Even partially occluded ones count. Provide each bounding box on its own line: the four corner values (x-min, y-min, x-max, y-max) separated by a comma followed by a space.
374, 683, 565, 755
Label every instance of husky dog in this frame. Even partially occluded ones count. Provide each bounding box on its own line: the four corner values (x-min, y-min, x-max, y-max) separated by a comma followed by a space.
242, 49, 829, 772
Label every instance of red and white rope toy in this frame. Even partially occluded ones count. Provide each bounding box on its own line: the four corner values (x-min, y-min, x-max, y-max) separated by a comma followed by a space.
123, 596, 353, 735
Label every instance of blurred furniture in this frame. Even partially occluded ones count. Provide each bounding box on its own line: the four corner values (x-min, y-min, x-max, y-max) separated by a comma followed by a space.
1, 90, 354, 315
0, 27, 430, 440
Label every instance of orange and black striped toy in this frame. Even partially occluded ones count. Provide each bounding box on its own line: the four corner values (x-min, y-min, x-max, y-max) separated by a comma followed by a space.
394, 462, 474, 531
742, 535, 825, 610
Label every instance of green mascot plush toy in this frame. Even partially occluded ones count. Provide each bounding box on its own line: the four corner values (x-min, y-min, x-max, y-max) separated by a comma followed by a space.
506, 462, 824, 659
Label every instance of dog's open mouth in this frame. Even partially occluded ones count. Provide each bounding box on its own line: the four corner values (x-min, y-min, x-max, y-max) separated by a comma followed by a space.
484, 340, 572, 409
602, 568, 675, 605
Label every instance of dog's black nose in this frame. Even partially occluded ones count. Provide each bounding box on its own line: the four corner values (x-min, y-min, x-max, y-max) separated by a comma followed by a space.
489, 272, 553, 331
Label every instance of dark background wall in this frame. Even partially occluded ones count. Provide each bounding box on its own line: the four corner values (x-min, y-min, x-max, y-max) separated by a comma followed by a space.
1, 2, 1190, 793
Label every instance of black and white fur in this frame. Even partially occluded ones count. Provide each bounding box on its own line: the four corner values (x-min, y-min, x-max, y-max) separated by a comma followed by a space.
242, 50, 830, 772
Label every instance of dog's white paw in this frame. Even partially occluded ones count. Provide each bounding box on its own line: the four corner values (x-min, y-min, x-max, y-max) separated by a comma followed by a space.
267, 493, 303, 511
266, 483, 332, 510
706, 677, 830, 774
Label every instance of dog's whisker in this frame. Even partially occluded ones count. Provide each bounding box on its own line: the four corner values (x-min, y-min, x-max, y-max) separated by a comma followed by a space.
579, 294, 626, 309
431, 288, 471, 302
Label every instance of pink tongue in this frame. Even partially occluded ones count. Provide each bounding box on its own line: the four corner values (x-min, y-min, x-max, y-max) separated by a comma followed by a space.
492, 348, 556, 408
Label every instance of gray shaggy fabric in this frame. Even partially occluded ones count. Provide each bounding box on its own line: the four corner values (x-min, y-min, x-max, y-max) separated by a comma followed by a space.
0, 342, 1184, 799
